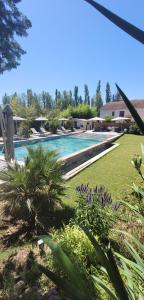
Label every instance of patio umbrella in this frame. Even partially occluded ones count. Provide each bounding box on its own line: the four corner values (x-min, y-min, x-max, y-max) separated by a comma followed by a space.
112, 117, 131, 132
35, 117, 48, 121
112, 117, 131, 122
2, 105, 15, 162
88, 117, 105, 122
13, 116, 27, 121
13, 116, 27, 134
59, 118, 68, 121
35, 116, 48, 127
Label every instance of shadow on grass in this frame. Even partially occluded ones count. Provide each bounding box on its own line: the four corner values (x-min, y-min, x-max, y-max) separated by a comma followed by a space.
0, 205, 75, 248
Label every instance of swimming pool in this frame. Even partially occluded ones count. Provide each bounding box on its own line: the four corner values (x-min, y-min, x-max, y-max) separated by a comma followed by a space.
0, 133, 111, 161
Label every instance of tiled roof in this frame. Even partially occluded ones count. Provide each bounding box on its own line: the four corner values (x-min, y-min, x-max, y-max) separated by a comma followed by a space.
101, 100, 144, 111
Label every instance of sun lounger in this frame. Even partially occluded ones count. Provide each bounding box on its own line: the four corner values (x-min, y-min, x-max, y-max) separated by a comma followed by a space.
30, 128, 45, 136
40, 127, 51, 135
30, 128, 40, 135
61, 126, 71, 133
57, 129, 64, 134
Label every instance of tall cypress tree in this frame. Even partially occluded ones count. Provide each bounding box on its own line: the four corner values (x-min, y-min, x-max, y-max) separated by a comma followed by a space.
105, 82, 111, 103
27, 89, 34, 107
74, 86, 79, 106
2, 93, 10, 106
95, 80, 103, 116
114, 91, 123, 101
0, 0, 31, 73
84, 84, 90, 105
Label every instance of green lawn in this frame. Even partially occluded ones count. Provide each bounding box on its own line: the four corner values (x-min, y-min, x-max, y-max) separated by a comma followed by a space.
63, 134, 144, 206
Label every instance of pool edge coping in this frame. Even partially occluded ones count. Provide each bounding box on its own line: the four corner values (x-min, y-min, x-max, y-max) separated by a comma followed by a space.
63, 143, 120, 180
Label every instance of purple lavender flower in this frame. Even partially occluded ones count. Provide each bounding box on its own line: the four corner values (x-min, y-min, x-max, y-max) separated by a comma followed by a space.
86, 193, 94, 204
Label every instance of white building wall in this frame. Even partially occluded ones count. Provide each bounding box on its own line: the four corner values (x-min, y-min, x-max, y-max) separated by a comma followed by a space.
100, 108, 144, 120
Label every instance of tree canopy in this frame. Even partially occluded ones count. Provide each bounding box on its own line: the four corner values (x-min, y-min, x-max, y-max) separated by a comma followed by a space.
0, 0, 32, 73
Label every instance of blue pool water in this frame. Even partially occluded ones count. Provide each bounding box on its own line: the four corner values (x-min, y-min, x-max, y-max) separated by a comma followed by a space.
1, 134, 109, 161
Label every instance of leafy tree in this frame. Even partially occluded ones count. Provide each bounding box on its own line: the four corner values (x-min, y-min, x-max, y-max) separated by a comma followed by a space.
84, 84, 90, 105
0, 147, 65, 233
95, 80, 103, 116
27, 89, 34, 107
55, 89, 59, 105
69, 90, 73, 106
0, 0, 31, 73
79, 95, 83, 104
41, 91, 53, 109
105, 82, 111, 103
74, 86, 79, 106
113, 90, 123, 101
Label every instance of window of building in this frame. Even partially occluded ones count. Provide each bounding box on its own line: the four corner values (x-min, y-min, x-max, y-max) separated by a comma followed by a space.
119, 111, 125, 117
112, 111, 115, 117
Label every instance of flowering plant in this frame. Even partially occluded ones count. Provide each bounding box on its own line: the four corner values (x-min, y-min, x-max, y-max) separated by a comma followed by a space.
75, 184, 119, 238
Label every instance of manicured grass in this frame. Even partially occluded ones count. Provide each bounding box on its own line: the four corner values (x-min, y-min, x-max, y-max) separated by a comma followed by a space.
63, 134, 144, 206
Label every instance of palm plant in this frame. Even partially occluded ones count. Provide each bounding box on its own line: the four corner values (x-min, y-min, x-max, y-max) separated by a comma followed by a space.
84, 0, 144, 44
0, 146, 65, 233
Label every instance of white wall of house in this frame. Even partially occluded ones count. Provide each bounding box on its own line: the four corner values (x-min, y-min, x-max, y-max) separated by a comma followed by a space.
73, 118, 92, 130
100, 108, 144, 120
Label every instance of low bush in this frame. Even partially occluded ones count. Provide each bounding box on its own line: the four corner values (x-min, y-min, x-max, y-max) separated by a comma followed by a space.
104, 115, 112, 122
39, 224, 98, 298
128, 123, 141, 135
64, 119, 74, 131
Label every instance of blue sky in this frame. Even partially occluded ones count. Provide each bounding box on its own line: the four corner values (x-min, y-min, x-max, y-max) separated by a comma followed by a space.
0, 0, 144, 102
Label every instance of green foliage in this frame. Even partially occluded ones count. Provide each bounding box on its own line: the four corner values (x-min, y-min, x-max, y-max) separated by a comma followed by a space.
128, 123, 141, 135
41, 91, 53, 109
8, 93, 27, 118
116, 84, 144, 134
65, 119, 74, 131
49, 118, 59, 133
38, 229, 95, 300
38, 205, 144, 300
0, 146, 65, 233
84, 84, 90, 105
74, 86, 79, 106
95, 80, 103, 116
74, 184, 115, 238
62, 104, 97, 119
52, 225, 95, 268
105, 115, 112, 122
38, 225, 98, 299
105, 82, 111, 103
84, 0, 144, 44
131, 145, 144, 215
17, 121, 30, 138
0, 0, 31, 73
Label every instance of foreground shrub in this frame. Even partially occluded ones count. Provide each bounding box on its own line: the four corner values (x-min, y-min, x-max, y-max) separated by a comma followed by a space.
38, 206, 144, 300
128, 123, 141, 135
0, 146, 65, 234
74, 184, 119, 238
39, 225, 98, 299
